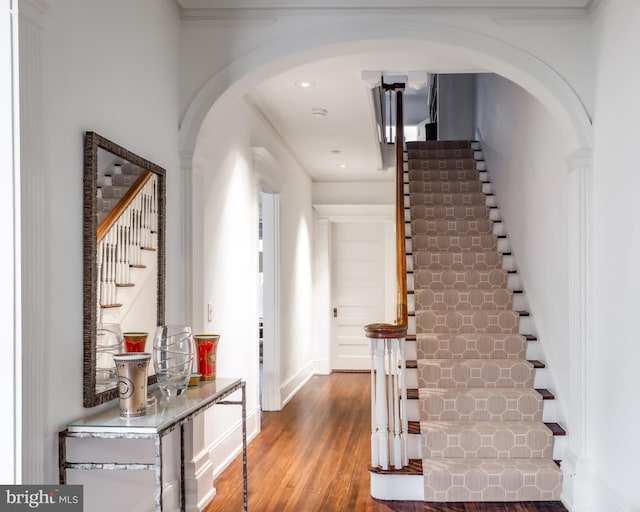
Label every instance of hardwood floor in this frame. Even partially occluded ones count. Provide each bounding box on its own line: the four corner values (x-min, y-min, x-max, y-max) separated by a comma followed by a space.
204, 372, 568, 512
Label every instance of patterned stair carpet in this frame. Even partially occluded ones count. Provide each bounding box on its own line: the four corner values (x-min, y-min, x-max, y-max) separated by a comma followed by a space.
407, 140, 562, 502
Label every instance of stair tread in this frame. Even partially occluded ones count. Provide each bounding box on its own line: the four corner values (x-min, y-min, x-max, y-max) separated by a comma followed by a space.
414, 387, 551, 397
417, 358, 537, 366
369, 459, 423, 475
410, 419, 565, 436
536, 388, 555, 400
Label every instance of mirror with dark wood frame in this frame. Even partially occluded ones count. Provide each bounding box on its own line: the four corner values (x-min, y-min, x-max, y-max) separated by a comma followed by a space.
83, 131, 166, 407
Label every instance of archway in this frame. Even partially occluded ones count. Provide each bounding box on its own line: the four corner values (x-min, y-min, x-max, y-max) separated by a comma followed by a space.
180, 20, 592, 156
181, 21, 593, 508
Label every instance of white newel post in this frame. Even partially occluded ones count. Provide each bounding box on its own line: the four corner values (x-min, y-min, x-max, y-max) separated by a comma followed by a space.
369, 335, 407, 471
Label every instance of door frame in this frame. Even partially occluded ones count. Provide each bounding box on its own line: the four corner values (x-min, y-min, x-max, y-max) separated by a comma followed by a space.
253, 148, 286, 411
313, 204, 395, 373
260, 190, 280, 410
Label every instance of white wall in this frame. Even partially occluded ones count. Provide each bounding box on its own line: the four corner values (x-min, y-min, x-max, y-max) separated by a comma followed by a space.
438, 74, 477, 141
35, 1, 183, 510
191, 96, 315, 478
475, 73, 571, 430
591, 1, 640, 510
313, 180, 394, 205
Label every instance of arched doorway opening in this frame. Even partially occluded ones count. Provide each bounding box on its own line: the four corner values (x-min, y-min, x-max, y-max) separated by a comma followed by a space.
182, 23, 593, 505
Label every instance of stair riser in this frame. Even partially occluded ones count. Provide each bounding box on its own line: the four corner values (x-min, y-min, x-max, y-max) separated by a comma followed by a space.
405, 237, 511, 253
409, 205, 490, 221
409, 181, 483, 194
405, 392, 557, 425
371, 440, 567, 501
411, 219, 494, 236
418, 361, 534, 388
409, 182, 492, 195
519, 315, 533, 335
406, 159, 477, 171
407, 221, 504, 237
419, 390, 543, 422
408, 169, 479, 182
422, 460, 562, 502
370, 473, 424, 501
410, 251, 504, 271
416, 311, 520, 334
421, 424, 553, 459
407, 148, 476, 159
407, 366, 545, 392
417, 334, 527, 360
406, 140, 476, 150
412, 235, 498, 252
415, 289, 513, 311
407, 293, 524, 316
409, 192, 487, 206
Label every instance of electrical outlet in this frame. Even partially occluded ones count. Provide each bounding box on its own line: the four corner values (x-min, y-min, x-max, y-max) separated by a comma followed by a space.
207, 303, 213, 322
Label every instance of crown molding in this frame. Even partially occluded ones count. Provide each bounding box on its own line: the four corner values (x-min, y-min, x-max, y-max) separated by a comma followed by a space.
159, 0, 182, 24
174, 1, 593, 21
175, 0, 590, 8
253, 147, 288, 193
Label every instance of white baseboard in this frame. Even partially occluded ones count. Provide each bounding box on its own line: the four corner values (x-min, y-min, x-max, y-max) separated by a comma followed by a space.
281, 361, 315, 407
592, 477, 634, 512
560, 451, 594, 512
133, 482, 179, 512
209, 405, 261, 480
185, 447, 216, 512
312, 357, 331, 376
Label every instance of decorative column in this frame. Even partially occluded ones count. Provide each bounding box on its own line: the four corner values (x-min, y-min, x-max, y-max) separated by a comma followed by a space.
562, 148, 594, 509
180, 151, 216, 512
18, 0, 48, 485
181, 151, 196, 328
0, 0, 20, 485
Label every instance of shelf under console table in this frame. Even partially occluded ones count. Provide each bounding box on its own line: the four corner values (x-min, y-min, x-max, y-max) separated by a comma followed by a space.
59, 378, 247, 512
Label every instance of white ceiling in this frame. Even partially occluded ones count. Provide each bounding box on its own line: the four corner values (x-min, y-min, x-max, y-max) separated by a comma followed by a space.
249, 52, 486, 182
176, 0, 596, 182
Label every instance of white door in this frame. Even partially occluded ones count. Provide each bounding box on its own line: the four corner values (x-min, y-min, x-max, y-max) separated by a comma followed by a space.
331, 222, 389, 370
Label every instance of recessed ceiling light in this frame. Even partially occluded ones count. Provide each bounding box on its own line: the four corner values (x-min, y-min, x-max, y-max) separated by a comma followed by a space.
311, 108, 328, 117
295, 80, 316, 89
339, 163, 349, 169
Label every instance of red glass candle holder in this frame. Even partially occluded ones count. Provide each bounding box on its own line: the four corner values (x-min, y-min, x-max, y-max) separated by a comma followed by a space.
194, 334, 220, 381
123, 332, 148, 353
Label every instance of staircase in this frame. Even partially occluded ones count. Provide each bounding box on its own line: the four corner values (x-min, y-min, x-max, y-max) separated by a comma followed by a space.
97, 162, 146, 224
370, 140, 565, 502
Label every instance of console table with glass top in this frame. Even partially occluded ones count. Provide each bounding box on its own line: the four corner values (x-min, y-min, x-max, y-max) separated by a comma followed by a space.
59, 378, 247, 512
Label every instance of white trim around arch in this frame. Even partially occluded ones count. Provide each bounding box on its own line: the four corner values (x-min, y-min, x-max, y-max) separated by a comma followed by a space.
178, 19, 592, 157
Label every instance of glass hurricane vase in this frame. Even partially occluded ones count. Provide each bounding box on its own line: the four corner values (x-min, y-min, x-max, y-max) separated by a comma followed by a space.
153, 325, 194, 398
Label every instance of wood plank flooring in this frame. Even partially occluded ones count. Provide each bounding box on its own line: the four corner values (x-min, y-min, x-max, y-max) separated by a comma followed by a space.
204, 372, 568, 512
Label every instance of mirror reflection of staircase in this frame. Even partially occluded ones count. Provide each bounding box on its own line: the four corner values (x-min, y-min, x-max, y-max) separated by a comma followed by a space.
96, 162, 159, 325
